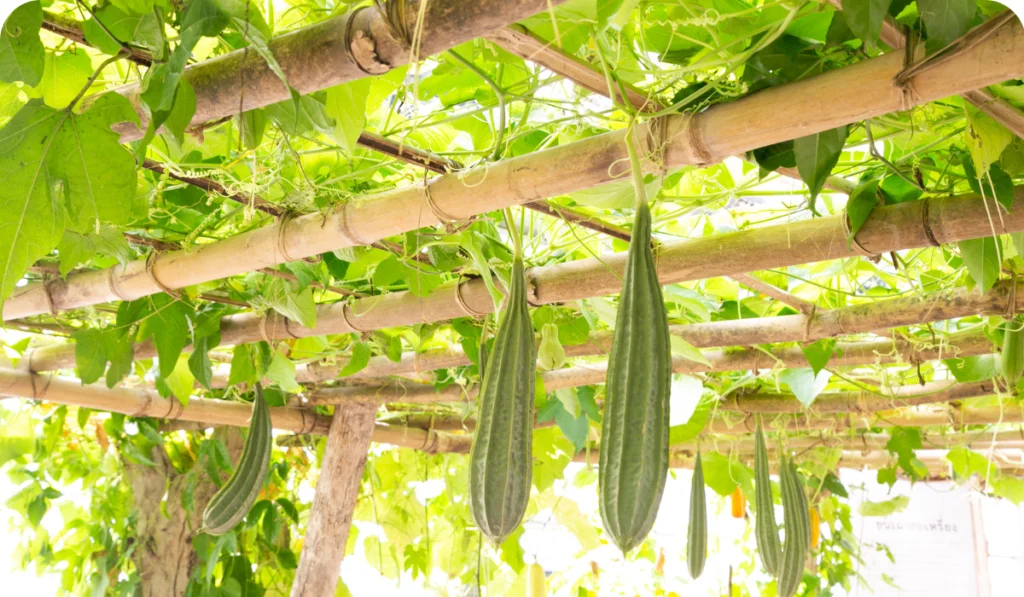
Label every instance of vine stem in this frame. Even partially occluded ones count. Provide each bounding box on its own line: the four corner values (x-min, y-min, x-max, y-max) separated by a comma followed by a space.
502, 207, 522, 259
448, 50, 506, 161
623, 120, 649, 211
66, 52, 126, 112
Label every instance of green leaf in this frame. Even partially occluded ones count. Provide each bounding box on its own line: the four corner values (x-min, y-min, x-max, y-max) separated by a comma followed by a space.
228, 344, 258, 386
163, 354, 195, 406
164, 79, 196, 144
73, 329, 108, 385
858, 495, 909, 516
0, 1, 44, 85
944, 353, 997, 382
0, 94, 138, 305
794, 125, 848, 213
965, 105, 1013, 176
991, 477, 1024, 504
337, 341, 371, 377
842, 0, 895, 47
701, 452, 754, 497
670, 335, 711, 367
138, 294, 193, 378
958, 236, 1000, 293
264, 278, 317, 329
103, 330, 134, 388
885, 427, 926, 479
266, 349, 302, 392
572, 174, 663, 210
189, 333, 221, 389
964, 160, 1014, 212
918, 0, 977, 53
0, 102, 70, 305
553, 403, 589, 452
846, 179, 880, 246
82, 4, 164, 58
669, 377, 712, 446
947, 445, 997, 479
324, 79, 371, 153
779, 367, 831, 407
0, 408, 34, 466
40, 51, 92, 109
56, 227, 132, 276
554, 388, 580, 419
801, 338, 836, 376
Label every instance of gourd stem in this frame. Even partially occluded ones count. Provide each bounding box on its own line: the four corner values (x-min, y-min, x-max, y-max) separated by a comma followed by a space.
624, 120, 648, 211
503, 208, 522, 259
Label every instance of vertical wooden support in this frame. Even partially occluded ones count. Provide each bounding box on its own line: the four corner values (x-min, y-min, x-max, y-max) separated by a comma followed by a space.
290, 404, 378, 597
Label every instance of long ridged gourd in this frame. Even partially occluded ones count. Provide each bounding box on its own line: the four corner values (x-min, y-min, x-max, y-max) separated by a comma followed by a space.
598, 198, 672, 553
688, 451, 708, 579
1001, 315, 1024, 388
469, 250, 536, 544
201, 384, 273, 535
777, 455, 808, 597
790, 460, 811, 550
754, 420, 782, 576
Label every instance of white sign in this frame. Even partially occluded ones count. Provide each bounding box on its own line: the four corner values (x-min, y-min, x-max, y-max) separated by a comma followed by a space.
846, 471, 979, 597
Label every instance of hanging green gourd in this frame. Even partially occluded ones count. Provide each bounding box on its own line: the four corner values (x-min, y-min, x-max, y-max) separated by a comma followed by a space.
201, 383, 273, 535
688, 450, 708, 579
1001, 314, 1024, 390
754, 418, 782, 576
537, 323, 565, 370
469, 208, 536, 545
777, 454, 810, 597
599, 123, 672, 553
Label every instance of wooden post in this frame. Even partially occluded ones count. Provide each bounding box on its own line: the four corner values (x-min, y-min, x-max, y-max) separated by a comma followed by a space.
290, 404, 377, 597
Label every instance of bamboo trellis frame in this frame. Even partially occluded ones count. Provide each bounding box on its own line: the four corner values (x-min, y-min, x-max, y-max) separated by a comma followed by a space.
6, 17, 1023, 321
23, 197, 1024, 374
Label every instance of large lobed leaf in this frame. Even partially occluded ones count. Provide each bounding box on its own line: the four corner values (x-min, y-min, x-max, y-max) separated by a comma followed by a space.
0, 94, 138, 305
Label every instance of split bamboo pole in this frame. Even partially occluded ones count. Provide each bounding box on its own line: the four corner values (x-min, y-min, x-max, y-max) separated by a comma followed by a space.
825, 1, 1024, 138
108, 0, 566, 137
6, 17, 1022, 320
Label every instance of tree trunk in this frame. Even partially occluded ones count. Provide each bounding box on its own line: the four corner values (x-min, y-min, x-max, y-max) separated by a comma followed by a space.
126, 429, 243, 596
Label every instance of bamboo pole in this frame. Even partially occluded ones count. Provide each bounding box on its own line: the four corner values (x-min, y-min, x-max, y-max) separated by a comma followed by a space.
6, 365, 1024, 466
24, 268, 1014, 376
673, 430, 1024, 455
0, 368, 469, 454
251, 328, 993, 389
826, 1, 1024, 138
301, 338, 994, 409
7, 18, 1023, 320
106, 0, 565, 138
289, 403, 375, 597
613, 450, 1024, 475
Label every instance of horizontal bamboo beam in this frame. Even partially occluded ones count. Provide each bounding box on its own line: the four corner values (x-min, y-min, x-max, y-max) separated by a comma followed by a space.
286, 328, 991, 390
675, 429, 1024, 455
106, 0, 563, 137
0, 368, 466, 454
25, 267, 1015, 376
7, 17, 1022, 320
605, 449, 1024, 476
300, 337, 993, 410
7, 365, 1021, 469
827, 1, 1024, 138
485, 25, 658, 112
